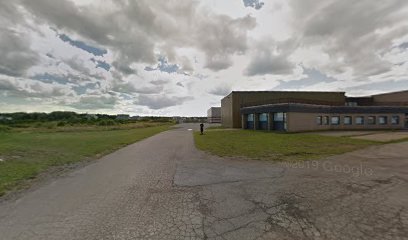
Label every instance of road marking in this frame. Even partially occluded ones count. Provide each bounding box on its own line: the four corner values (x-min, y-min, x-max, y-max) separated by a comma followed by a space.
187, 129, 193, 131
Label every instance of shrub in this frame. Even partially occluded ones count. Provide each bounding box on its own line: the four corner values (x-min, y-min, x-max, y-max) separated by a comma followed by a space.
57, 121, 66, 127
0, 125, 11, 132
44, 122, 57, 129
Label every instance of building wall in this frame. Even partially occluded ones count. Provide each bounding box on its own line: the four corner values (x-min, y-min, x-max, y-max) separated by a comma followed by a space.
224, 91, 346, 128
372, 91, 408, 106
207, 107, 222, 123
207, 107, 221, 117
287, 112, 405, 132
221, 93, 234, 127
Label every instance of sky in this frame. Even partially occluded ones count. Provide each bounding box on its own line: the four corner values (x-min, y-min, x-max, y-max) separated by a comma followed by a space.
0, 0, 408, 116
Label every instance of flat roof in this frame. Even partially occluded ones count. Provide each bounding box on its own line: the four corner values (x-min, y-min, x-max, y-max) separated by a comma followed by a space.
221, 90, 346, 101
241, 103, 408, 114
230, 90, 345, 94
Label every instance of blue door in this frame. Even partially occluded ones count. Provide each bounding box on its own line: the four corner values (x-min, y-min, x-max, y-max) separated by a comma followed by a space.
247, 114, 254, 129
273, 112, 286, 131
259, 113, 268, 130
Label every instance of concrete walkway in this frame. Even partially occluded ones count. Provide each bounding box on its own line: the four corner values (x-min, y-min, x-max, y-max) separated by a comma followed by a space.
0, 124, 407, 240
314, 130, 408, 142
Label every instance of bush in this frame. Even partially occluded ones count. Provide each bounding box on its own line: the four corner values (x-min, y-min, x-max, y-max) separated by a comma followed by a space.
0, 125, 11, 132
106, 119, 116, 126
44, 122, 57, 129
57, 121, 66, 127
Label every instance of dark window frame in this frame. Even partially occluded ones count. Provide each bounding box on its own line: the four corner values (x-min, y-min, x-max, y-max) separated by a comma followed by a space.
343, 116, 352, 125
331, 116, 340, 125
391, 116, 400, 125
367, 116, 376, 125
322, 116, 329, 125
316, 116, 322, 125
378, 116, 387, 125
356, 116, 365, 125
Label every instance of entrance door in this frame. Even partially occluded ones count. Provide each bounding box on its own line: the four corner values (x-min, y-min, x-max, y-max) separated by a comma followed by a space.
259, 113, 268, 130
273, 112, 286, 131
247, 114, 254, 129
405, 114, 408, 129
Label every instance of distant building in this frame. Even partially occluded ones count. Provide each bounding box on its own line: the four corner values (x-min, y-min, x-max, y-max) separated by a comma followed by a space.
220, 90, 408, 132
207, 107, 221, 123
116, 114, 130, 120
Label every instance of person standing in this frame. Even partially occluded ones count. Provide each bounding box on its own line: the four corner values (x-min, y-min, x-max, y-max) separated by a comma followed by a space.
200, 123, 204, 135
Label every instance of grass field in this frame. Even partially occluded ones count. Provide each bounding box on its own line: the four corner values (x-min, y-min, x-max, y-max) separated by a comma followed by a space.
0, 123, 173, 196
194, 130, 379, 161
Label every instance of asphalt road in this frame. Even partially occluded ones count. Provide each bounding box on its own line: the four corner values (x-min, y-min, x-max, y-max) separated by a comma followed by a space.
0, 124, 407, 240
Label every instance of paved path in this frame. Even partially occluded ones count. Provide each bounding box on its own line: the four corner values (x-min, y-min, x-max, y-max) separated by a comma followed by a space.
0, 124, 408, 239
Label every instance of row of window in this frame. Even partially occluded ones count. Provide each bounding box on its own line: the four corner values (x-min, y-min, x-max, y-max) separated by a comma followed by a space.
247, 112, 286, 122
316, 115, 400, 126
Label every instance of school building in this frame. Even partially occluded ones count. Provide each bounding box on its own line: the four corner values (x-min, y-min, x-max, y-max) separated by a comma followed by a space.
220, 90, 408, 132
207, 107, 221, 123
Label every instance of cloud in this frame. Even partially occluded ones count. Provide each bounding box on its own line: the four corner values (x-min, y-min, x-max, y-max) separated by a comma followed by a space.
58, 33, 107, 56
111, 80, 163, 95
91, 58, 111, 71
150, 79, 169, 86
0, 77, 69, 98
145, 56, 181, 74
32, 73, 70, 85
274, 68, 338, 90
72, 82, 99, 95
208, 85, 232, 96
345, 79, 408, 93
288, 0, 408, 77
112, 61, 137, 76
199, 15, 256, 71
17, 0, 256, 72
0, 29, 38, 77
399, 42, 408, 49
70, 95, 117, 109
243, 0, 265, 10
63, 57, 102, 79
245, 40, 295, 76
136, 95, 193, 110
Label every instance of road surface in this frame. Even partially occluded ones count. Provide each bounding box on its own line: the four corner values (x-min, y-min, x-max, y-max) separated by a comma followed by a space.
0, 124, 407, 239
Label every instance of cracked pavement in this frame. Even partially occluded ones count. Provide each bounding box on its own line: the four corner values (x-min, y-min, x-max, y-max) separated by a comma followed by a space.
0, 124, 407, 240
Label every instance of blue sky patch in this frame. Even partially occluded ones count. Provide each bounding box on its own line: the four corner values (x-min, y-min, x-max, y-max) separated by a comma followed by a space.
274, 68, 338, 90
32, 73, 70, 85
243, 0, 264, 10
91, 58, 111, 71
145, 56, 180, 74
72, 82, 99, 95
59, 34, 107, 57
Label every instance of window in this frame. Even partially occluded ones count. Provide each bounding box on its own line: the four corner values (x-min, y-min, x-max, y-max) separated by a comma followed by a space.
367, 116, 376, 125
378, 116, 387, 125
391, 116, 400, 125
331, 116, 340, 125
356, 116, 364, 125
346, 102, 358, 107
247, 114, 254, 121
274, 112, 284, 121
316, 116, 322, 125
322, 116, 329, 125
343, 116, 352, 125
259, 113, 268, 121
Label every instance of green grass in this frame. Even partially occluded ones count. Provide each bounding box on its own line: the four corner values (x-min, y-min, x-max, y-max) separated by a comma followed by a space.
0, 124, 172, 196
194, 130, 379, 162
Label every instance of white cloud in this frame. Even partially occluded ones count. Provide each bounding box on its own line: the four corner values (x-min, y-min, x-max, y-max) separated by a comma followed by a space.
0, 0, 407, 116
